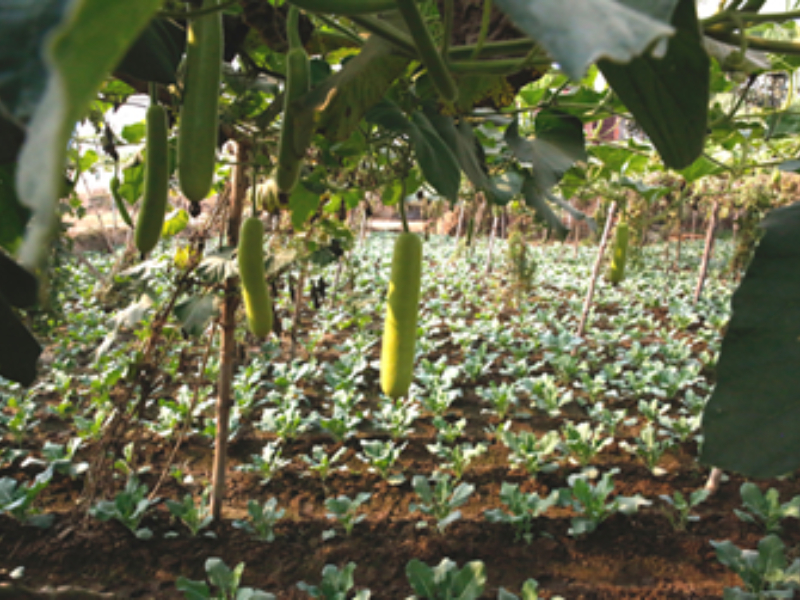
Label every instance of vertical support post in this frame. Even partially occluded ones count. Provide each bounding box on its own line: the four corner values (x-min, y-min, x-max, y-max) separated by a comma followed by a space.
210, 142, 248, 521
693, 200, 719, 306
576, 202, 617, 338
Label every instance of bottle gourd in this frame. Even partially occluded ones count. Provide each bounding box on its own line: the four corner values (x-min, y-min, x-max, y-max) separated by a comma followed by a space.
178, 0, 222, 204
135, 103, 169, 254
608, 220, 629, 284
238, 218, 273, 337
380, 233, 422, 399
276, 7, 312, 194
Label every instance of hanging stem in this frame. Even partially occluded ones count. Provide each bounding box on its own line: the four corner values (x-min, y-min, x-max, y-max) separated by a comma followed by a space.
471, 0, 494, 58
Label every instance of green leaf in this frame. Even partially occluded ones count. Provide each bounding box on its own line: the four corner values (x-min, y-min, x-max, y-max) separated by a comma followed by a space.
121, 122, 146, 145
450, 561, 486, 600
162, 209, 189, 238
505, 112, 587, 198
701, 202, 800, 478
206, 558, 234, 593
119, 161, 146, 206
0, 0, 69, 123
289, 182, 320, 230
409, 111, 461, 203
381, 180, 404, 207
522, 175, 568, 239
0, 294, 42, 386
406, 559, 437, 599
15, 0, 163, 271
175, 576, 210, 600
0, 250, 38, 309
0, 163, 31, 253
0, 116, 26, 165
316, 34, 410, 142
599, 0, 709, 169
174, 295, 216, 337
678, 155, 725, 183
115, 18, 185, 85
494, 0, 676, 81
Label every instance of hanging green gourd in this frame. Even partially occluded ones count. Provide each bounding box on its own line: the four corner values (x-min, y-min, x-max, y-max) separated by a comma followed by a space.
608, 220, 629, 285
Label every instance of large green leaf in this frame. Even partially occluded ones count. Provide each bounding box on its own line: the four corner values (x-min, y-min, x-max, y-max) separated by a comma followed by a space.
174, 295, 216, 338
408, 111, 461, 203
505, 111, 587, 197
700, 202, 800, 478
0, 163, 30, 252
0, 250, 38, 309
493, 0, 676, 81
15, 0, 163, 271
365, 101, 461, 203
0, 115, 26, 165
0, 295, 41, 387
0, 0, 69, 123
289, 182, 321, 230
316, 33, 410, 142
522, 175, 568, 239
115, 18, 185, 85
599, 0, 709, 169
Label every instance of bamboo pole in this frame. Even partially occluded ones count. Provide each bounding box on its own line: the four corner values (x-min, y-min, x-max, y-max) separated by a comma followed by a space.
576, 202, 617, 338
693, 201, 719, 306
210, 142, 248, 520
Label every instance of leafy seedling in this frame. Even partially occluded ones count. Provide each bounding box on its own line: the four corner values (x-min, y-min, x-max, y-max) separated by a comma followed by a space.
409, 474, 474, 534
734, 482, 800, 534
176, 557, 275, 599
89, 476, 158, 539
233, 498, 285, 542
324, 492, 371, 538
405, 558, 486, 600
297, 562, 371, 599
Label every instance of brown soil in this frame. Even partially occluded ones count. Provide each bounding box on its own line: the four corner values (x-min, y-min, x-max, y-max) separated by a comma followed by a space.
1, 211, 782, 598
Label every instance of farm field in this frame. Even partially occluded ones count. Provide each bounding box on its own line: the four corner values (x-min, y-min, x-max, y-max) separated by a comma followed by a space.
2, 233, 793, 599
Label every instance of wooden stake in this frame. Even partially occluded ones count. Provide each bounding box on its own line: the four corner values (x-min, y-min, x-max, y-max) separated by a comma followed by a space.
289, 262, 307, 361
693, 200, 719, 306
210, 142, 248, 521
576, 202, 617, 338
485, 210, 499, 275
455, 201, 465, 240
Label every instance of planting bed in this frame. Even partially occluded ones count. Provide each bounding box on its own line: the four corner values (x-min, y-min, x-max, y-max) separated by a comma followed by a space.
1, 235, 796, 599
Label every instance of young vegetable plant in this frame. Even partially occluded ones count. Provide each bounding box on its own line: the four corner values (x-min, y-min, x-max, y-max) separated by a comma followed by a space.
477, 381, 518, 420
409, 474, 474, 534
560, 421, 612, 467
623, 424, 674, 474
497, 579, 549, 600
734, 482, 800, 534
21, 438, 88, 478
659, 488, 710, 531
711, 535, 800, 599
232, 498, 285, 542
166, 487, 213, 537
296, 562, 371, 600
324, 492, 371, 538
371, 395, 419, 439
405, 558, 486, 600
176, 557, 275, 600
426, 440, 486, 481
500, 428, 561, 477
236, 442, 290, 485
559, 470, 650, 537
484, 482, 559, 544
0, 470, 54, 528
89, 476, 159, 540
301, 445, 348, 485
357, 439, 406, 483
